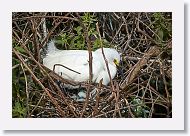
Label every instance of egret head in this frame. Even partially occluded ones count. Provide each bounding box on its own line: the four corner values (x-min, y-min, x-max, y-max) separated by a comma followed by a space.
95, 48, 121, 67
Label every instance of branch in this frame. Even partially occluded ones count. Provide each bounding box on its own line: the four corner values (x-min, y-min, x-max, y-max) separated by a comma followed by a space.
75, 13, 93, 117
120, 46, 161, 90
13, 48, 66, 117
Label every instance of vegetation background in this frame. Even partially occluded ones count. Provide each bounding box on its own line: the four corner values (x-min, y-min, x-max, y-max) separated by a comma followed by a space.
12, 12, 172, 118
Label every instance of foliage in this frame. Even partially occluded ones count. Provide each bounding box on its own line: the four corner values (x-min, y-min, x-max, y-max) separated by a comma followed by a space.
151, 12, 172, 44
54, 13, 111, 50
12, 101, 27, 118
131, 98, 150, 118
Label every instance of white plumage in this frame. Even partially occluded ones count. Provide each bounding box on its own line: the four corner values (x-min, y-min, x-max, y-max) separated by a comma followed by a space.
43, 40, 120, 87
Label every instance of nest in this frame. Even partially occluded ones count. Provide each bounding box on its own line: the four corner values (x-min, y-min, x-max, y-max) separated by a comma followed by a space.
12, 12, 172, 118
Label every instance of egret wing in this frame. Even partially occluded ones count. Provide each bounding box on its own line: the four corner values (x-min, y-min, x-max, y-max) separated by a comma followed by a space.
43, 50, 102, 82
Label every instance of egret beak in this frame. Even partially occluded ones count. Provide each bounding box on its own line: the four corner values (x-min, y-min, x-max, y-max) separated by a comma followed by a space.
113, 59, 120, 67
114, 59, 124, 77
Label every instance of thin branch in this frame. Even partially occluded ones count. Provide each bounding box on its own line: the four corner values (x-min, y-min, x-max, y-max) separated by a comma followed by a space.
13, 15, 79, 22
53, 64, 81, 75
75, 13, 93, 118
13, 48, 66, 117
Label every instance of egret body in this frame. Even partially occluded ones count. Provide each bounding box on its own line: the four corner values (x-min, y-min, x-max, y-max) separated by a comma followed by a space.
43, 41, 120, 87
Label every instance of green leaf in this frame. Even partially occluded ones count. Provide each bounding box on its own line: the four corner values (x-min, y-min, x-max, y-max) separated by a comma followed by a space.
74, 26, 83, 35
14, 46, 26, 53
12, 101, 26, 118
157, 29, 164, 41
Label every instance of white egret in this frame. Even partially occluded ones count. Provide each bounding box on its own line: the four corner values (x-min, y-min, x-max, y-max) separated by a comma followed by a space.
43, 40, 120, 88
